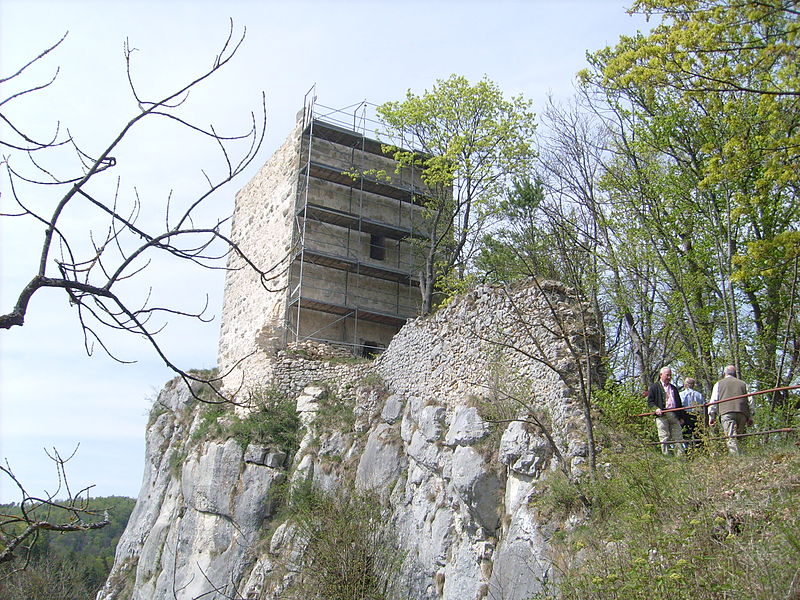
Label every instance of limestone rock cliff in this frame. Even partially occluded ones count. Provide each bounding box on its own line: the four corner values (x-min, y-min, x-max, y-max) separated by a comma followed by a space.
98, 281, 602, 600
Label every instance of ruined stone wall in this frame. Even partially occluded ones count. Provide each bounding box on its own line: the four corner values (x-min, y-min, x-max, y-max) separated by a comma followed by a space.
377, 280, 598, 472
102, 279, 602, 600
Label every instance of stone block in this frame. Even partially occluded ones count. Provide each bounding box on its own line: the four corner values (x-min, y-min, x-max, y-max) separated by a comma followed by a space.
445, 406, 489, 446
243, 444, 268, 465
265, 451, 287, 468
381, 393, 404, 423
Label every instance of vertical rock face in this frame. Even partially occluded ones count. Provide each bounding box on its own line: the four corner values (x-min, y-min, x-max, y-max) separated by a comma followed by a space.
98, 280, 602, 600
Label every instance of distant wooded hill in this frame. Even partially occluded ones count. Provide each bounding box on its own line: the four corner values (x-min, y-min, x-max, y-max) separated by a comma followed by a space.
0, 496, 135, 599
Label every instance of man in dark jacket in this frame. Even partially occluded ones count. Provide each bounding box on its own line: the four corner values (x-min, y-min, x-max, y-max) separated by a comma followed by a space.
647, 366, 685, 455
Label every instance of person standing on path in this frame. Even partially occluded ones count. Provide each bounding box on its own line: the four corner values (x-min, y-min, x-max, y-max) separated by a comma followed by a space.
647, 366, 685, 456
680, 377, 704, 447
709, 365, 752, 454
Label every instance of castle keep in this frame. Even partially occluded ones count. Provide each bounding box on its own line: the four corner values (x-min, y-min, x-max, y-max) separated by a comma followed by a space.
218, 98, 431, 389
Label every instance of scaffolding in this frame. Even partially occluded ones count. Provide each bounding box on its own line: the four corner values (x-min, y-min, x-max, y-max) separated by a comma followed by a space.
284, 90, 430, 356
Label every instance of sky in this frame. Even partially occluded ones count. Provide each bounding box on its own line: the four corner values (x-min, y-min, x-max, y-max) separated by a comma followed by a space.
0, 0, 651, 503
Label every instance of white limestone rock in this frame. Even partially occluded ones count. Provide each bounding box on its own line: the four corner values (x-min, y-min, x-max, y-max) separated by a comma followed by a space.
356, 423, 405, 495
381, 393, 404, 423
499, 420, 553, 478
100, 280, 603, 600
451, 445, 501, 531
445, 406, 489, 446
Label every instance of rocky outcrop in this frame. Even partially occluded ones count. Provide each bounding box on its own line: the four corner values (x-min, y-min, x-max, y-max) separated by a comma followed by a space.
98, 280, 602, 600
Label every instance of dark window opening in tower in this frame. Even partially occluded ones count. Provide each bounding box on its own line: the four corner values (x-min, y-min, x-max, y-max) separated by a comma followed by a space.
370, 234, 386, 261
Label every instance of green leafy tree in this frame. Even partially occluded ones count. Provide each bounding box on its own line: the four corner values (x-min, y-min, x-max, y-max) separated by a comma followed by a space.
377, 75, 537, 312
578, 0, 800, 397
0, 495, 135, 597
475, 177, 565, 284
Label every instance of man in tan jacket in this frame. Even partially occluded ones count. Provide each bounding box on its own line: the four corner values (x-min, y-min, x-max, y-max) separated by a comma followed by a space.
709, 365, 752, 454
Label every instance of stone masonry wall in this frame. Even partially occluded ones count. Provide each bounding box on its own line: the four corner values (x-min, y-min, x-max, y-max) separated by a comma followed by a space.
101, 278, 603, 600
217, 115, 427, 395
216, 117, 302, 393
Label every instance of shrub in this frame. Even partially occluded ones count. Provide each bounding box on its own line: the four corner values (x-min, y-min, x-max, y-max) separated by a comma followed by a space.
229, 388, 301, 454
594, 382, 654, 442
190, 402, 228, 443
314, 388, 356, 432
285, 482, 403, 600
189, 387, 302, 456
547, 443, 800, 600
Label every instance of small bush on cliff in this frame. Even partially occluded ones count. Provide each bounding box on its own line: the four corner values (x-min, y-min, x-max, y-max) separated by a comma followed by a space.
314, 386, 356, 433
191, 402, 228, 442
189, 387, 301, 456
283, 481, 403, 600
230, 388, 301, 454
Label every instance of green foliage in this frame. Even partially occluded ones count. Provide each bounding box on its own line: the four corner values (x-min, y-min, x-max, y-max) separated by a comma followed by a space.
377, 74, 537, 312
432, 268, 478, 308
540, 444, 800, 600
190, 402, 228, 443
0, 557, 96, 600
285, 481, 403, 600
580, 0, 800, 392
359, 371, 386, 389
0, 496, 135, 598
534, 470, 590, 519
229, 390, 301, 453
314, 387, 356, 433
594, 382, 654, 442
190, 387, 301, 456
475, 177, 567, 285
168, 447, 188, 477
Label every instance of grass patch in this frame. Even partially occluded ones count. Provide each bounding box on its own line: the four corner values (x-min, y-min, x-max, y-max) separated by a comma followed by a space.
359, 371, 386, 388
315, 387, 356, 432
536, 439, 800, 600
168, 448, 188, 477
189, 387, 301, 456
230, 389, 301, 454
191, 403, 228, 443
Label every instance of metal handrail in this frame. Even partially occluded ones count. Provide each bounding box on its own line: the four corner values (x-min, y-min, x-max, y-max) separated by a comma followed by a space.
645, 426, 798, 446
634, 383, 800, 418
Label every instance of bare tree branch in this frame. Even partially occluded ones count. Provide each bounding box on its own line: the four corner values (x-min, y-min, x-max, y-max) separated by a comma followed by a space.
0, 449, 110, 568
0, 22, 292, 403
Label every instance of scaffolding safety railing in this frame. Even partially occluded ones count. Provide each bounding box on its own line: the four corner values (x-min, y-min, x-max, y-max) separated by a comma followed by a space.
286, 90, 429, 352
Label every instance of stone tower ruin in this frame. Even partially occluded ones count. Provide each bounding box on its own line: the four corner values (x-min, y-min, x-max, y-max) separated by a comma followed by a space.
217, 96, 431, 389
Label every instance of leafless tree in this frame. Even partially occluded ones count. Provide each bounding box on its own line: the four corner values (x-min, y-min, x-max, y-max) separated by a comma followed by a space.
0, 447, 110, 569
0, 21, 289, 401
475, 279, 603, 479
